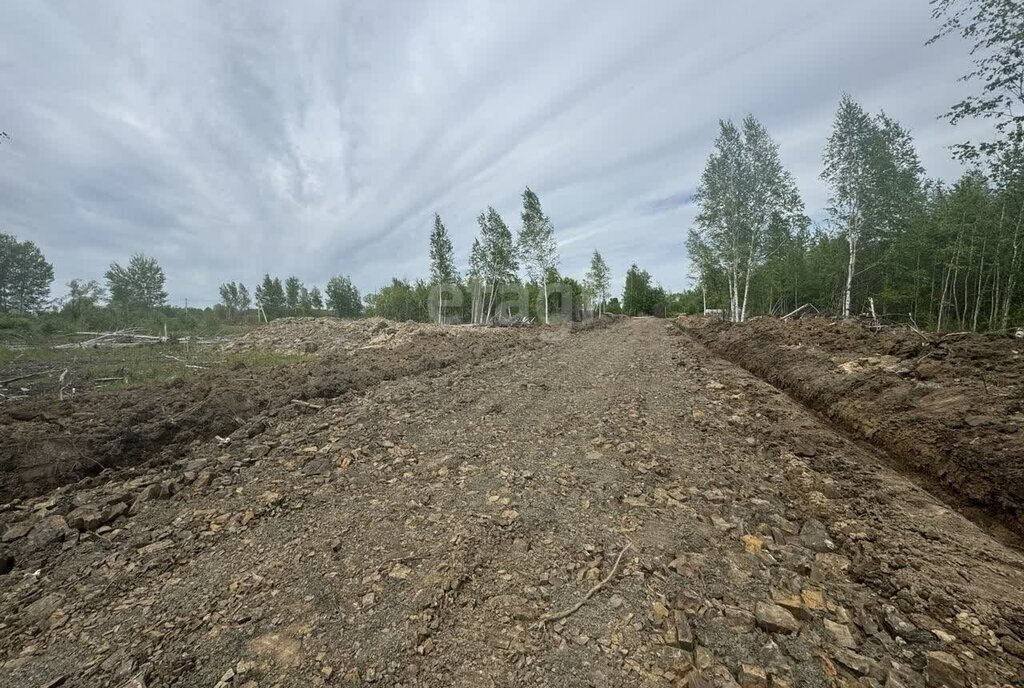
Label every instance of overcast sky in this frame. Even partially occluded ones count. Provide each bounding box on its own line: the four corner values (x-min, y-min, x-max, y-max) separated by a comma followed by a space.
0, 1, 989, 305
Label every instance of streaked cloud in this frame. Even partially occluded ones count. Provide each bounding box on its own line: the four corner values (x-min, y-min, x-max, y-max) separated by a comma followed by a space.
0, 1, 990, 304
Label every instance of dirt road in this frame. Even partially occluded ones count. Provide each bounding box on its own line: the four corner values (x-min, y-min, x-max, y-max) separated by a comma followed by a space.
2, 318, 1023, 687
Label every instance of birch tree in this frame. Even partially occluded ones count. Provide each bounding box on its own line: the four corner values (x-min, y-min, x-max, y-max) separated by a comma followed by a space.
822, 97, 883, 318
517, 188, 559, 324
584, 250, 611, 315
691, 116, 804, 322
474, 207, 517, 322
929, 0, 1024, 165
822, 97, 924, 318
428, 213, 459, 324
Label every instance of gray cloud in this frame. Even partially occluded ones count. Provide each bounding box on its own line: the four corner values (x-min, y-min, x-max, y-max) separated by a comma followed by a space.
0, 0, 992, 305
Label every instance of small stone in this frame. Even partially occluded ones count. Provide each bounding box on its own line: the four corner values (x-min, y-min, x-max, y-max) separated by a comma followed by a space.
810, 553, 850, 582
740, 534, 764, 554
771, 591, 809, 620
65, 505, 109, 531
832, 648, 876, 677
1, 522, 32, 542
924, 651, 965, 687
608, 594, 624, 609
798, 519, 834, 552
801, 588, 826, 611
691, 664, 741, 688
193, 471, 213, 489
823, 619, 856, 648
361, 592, 376, 609
932, 629, 956, 644
671, 610, 695, 650
755, 601, 801, 634
881, 605, 919, 640
138, 483, 162, 501
737, 664, 768, 688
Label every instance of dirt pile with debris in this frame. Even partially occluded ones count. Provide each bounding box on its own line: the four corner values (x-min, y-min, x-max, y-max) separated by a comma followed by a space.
2, 318, 1024, 687
685, 316, 1024, 537
224, 317, 490, 356
0, 319, 542, 502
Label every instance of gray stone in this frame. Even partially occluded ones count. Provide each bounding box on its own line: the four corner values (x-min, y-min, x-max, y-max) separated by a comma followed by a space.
1, 522, 32, 542
66, 505, 110, 531
798, 519, 834, 552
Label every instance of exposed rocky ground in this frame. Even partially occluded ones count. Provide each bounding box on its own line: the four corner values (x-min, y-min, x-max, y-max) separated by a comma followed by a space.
2, 317, 1023, 687
0, 322, 544, 501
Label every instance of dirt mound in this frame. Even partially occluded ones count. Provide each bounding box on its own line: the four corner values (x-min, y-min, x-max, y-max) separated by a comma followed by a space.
225, 317, 471, 356
0, 321, 541, 502
685, 316, 1024, 534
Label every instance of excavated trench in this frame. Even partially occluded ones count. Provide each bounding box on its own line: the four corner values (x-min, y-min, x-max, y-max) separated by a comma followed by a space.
679, 317, 1024, 545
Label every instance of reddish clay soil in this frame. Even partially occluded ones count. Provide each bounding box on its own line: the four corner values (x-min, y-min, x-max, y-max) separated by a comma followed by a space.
685, 316, 1024, 539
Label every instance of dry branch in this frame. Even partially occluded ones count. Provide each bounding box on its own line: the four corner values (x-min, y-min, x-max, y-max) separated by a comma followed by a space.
291, 399, 325, 411
160, 353, 206, 369
781, 304, 810, 320
533, 543, 632, 628
0, 369, 56, 386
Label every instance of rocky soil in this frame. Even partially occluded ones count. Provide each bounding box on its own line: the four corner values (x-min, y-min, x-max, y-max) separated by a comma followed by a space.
686, 316, 1024, 539
0, 322, 543, 501
2, 317, 1023, 687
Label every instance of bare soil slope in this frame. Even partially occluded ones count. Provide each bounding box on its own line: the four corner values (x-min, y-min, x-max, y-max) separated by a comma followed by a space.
686, 317, 1024, 537
2, 318, 1023, 687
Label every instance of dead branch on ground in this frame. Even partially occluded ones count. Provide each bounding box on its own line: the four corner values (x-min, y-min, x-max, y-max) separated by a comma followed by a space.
533, 543, 632, 628
0, 369, 56, 386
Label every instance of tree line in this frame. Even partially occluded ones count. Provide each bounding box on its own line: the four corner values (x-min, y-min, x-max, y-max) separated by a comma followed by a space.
3, 0, 1018, 333
685, 0, 1023, 330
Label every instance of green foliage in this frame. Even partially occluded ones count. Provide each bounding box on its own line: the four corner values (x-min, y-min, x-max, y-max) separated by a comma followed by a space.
821, 96, 925, 316
365, 278, 429, 322
218, 281, 251, 317
0, 233, 54, 313
255, 274, 286, 318
584, 250, 611, 314
105, 254, 167, 313
929, 0, 1024, 163
309, 286, 324, 310
517, 188, 559, 322
429, 214, 459, 285
284, 276, 303, 311
325, 275, 362, 318
689, 116, 805, 321
623, 264, 666, 316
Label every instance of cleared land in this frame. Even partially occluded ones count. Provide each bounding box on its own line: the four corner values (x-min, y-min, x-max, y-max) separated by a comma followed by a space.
1, 316, 1022, 687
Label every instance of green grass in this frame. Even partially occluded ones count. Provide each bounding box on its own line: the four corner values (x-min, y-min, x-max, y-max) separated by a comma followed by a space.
0, 342, 309, 400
